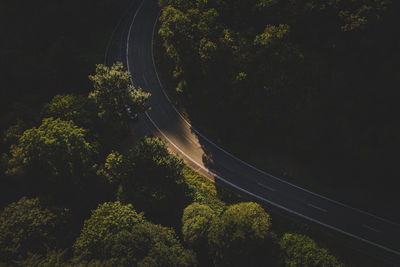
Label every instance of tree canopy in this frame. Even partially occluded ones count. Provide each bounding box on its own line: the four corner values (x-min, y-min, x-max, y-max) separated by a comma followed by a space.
208, 202, 277, 266
101, 137, 190, 226
41, 94, 97, 129
158, 0, 400, 221
0, 197, 59, 262
88, 62, 150, 123
73, 201, 197, 266
73, 201, 145, 260
182, 203, 216, 248
6, 117, 97, 181
4, 118, 99, 205
182, 203, 216, 266
6, 118, 97, 179
0, 0, 365, 264
280, 233, 343, 267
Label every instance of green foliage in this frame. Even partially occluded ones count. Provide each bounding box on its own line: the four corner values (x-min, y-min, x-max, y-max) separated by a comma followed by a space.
102, 137, 190, 225
101, 151, 125, 184
2, 120, 26, 146
0, 0, 133, 158
181, 203, 216, 266
158, 1, 219, 80
41, 94, 97, 129
6, 118, 97, 181
158, 0, 400, 224
133, 222, 198, 267
0, 198, 58, 262
182, 203, 216, 248
88, 62, 150, 123
183, 165, 226, 212
14, 249, 69, 267
256, 0, 280, 9
73, 201, 144, 260
3, 115, 112, 212
0, 0, 379, 264
199, 38, 217, 61
338, 0, 392, 31
280, 233, 343, 267
158, 6, 192, 65
73, 201, 197, 266
254, 24, 290, 48
208, 202, 276, 266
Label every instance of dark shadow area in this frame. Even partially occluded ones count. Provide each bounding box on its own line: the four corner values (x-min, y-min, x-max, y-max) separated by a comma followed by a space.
0, 0, 134, 210
150, 2, 400, 264
194, 138, 400, 266
153, 0, 400, 224
0, 0, 131, 156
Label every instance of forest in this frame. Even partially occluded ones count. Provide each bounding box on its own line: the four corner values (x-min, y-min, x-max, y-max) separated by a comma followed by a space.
0, 57, 346, 265
157, 0, 400, 221
0, 0, 395, 266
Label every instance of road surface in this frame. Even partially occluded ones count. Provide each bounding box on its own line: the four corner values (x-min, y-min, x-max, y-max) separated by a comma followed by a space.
106, 0, 400, 264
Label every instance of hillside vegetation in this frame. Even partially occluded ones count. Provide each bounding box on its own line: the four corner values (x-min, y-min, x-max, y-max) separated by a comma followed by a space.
157, 0, 400, 220
0, 59, 348, 265
0, 0, 390, 265
0, 0, 131, 156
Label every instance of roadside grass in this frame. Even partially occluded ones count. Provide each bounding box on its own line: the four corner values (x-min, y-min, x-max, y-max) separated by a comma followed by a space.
184, 165, 234, 214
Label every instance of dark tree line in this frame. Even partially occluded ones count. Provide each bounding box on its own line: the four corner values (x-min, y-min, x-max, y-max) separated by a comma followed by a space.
0, 0, 351, 264
0, 60, 343, 266
0, 0, 131, 157
157, 0, 400, 220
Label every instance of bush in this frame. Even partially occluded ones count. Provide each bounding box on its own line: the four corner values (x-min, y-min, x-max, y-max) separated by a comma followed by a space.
280, 233, 343, 267
208, 202, 277, 267
73, 201, 197, 266
0, 197, 59, 262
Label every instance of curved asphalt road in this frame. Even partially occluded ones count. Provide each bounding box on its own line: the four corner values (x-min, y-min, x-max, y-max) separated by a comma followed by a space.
106, 0, 400, 264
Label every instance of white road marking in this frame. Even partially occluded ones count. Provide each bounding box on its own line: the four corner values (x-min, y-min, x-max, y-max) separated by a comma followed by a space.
126, 0, 146, 77
363, 224, 382, 233
308, 203, 328, 213
257, 182, 276, 192
124, 0, 400, 256
147, 112, 400, 256
147, 10, 400, 230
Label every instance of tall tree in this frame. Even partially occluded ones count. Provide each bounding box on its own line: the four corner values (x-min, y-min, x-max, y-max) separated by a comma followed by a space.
88, 62, 150, 124
73, 201, 145, 260
5, 118, 98, 202
182, 203, 216, 248
73, 201, 197, 266
280, 233, 343, 267
0, 197, 59, 263
6, 118, 96, 178
41, 94, 97, 130
208, 202, 278, 267
7, 117, 96, 175
182, 203, 216, 266
101, 137, 190, 226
